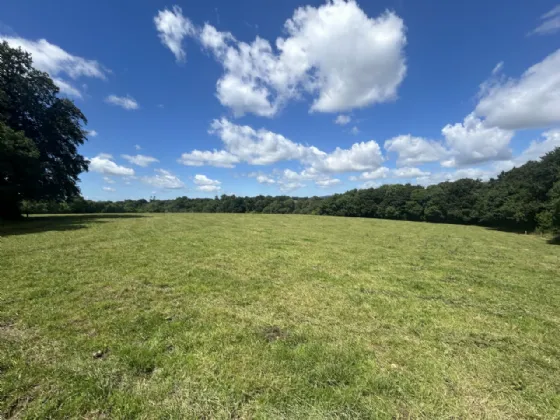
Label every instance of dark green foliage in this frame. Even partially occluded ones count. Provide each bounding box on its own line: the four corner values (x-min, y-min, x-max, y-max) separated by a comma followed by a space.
0, 41, 88, 219
0, 122, 40, 218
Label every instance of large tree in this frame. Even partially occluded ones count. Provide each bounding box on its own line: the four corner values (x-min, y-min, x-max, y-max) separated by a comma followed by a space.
0, 41, 88, 219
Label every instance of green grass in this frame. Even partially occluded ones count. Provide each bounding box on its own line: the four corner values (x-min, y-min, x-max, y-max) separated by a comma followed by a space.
1, 214, 559, 419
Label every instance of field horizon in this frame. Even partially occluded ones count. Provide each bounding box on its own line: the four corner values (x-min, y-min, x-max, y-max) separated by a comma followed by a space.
1, 213, 559, 418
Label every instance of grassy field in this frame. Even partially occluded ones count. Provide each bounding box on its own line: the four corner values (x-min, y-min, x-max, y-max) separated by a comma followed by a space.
1, 214, 559, 419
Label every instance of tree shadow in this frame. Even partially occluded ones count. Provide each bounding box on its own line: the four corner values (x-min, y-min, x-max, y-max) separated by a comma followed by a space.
484, 226, 532, 235
0, 214, 146, 237
547, 235, 560, 245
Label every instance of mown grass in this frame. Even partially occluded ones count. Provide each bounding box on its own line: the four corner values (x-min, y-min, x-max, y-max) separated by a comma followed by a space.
1, 213, 559, 419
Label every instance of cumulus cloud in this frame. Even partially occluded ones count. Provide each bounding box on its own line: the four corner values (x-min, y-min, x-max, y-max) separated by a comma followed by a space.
103, 186, 116, 192
105, 95, 139, 110
530, 5, 560, 35
510, 129, 560, 166
87, 130, 98, 137
194, 175, 222, 192
89, 154, 135, 176
350, 126, 360, 135
178, 149, 240, 168
181, 119, 385, 175
209, 118, 316, 165
475, 49, 560, 130
142, 169, 185, 189
349, 167, 390, 181
0, 36, 108, 98
121, 154, 159, 167
315, 178, 341, 188
359, 180, 382, 189
384, 135, 448, 166
280, 168, 340, 189
197, 185, 221, 192
279, 182, 305, 193
194, 174, 221, 186
392, 167, 430, 178
335, 115, 351, 125
416, 168, 494, 186
312, 140, 384, 173
103, 176, 115, 184
154, 6, 196, 61
162, 1, 406, 117
441, 113, 514, 167
135, 144, 142, 150
256, 175, 275, 184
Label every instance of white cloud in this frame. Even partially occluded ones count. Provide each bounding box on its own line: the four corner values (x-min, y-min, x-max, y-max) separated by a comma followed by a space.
89, 154, 135, 176
530, 5, 560, 35
103, 186, 116, 192
335, 115, 351, 125
194, 174, 221, 186
88, 130, 98, 137
441, 113, 514, 167
402, 130, 560, 186
416, 168, 493, 186
256, 175, 275, 184
491, 61, 503, 75
178, 149, 240, 168
193, 1, 406, 116
282, 168, 320, 181
209, 118, 316, 165
384, 135, 448, 166
0, 37, 107, 79
350, 126, 360, 135
197, 185, 221, 192
121, 154, 159, 167
392, 167, 430, 178
182, 119, 384, 175
154, 6, 196, 62
349, 167, 390, 181
312, 140, 384, 173
52, 77, 83, 98
359, 180, 382, 189
135, 144, 142, 150
279, 182, 305, 193
315, 178, 341, 188
217, 74, 277, 118
193, 174, 222, 192
105, 95, 139, 110
513, 129, 560, 165
142, 169, 185, 189
350, 166, 428, 181
475, 49, 560, 129
279, 168, 339, 189
103, 176, 115, 184
0, 36, 108, 99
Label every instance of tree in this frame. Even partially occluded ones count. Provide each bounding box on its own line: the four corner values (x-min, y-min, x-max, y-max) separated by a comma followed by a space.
0, 41, 88, 219
0, 122, 40, 218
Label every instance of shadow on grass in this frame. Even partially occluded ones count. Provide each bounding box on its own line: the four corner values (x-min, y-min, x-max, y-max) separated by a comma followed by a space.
485, 226, 560, 246
0, 214, 145, 237
484, 226, 532, 234
547, 235, 560, 245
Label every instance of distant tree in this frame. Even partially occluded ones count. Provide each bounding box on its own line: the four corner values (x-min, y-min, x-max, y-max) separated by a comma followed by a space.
0, 41, 88, 219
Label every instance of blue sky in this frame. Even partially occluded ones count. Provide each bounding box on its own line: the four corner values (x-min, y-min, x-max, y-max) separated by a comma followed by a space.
1, 0, 560, 200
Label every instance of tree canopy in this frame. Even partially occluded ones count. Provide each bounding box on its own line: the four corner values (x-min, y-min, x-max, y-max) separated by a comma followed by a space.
0, 41, 88, 219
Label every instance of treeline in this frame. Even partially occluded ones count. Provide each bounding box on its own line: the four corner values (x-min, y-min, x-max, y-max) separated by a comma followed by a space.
23, 148, 560, 232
